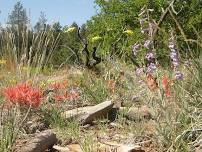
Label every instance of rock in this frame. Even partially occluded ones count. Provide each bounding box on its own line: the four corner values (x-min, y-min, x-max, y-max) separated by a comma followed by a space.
121, 96, 141, 107
53, 144, 83, 152
19, 130, 57, 152
62, 100, 114, 125
119, 105, 152, 121
25, 121, 47, 134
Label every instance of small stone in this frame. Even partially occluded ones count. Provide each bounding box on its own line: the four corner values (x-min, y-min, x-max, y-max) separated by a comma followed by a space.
119, 105, 153, 121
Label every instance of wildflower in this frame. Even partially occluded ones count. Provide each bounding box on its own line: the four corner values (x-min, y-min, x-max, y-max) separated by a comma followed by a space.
168, 41, 175, 49
132, 43, 140, 56
64, 27, 76, 33
69, 90, 79, 100
50, 82, 66, 90
146, 74, 158, 91
174, 71, 183, 80
135, 68, 144, 77
168, 31, 183, 80
146, 63, 157, 74
162, 76, 171, 97
3, 83, 42, 108
64, 91, 69, 99
0, 59, 6, 65
144, 40, 151, 49
145, 52, 155, 61
91, 36, 102, 43
53, 95, 64, 102
107, 79, 115, 93
123, 30, 134, 36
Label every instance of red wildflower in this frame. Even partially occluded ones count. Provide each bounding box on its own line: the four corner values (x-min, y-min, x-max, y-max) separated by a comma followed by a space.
3, 83, 42, 108
53, 95, 64, 102
107, 80, 115, 93
50, 82, 66, 90
146, 74, 158, 91
64, 91, 69, 99
162, 76, 171, 97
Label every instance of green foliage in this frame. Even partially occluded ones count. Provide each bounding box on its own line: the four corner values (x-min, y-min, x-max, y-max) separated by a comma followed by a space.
86, 0, 202, 63
79, 71, 109, 104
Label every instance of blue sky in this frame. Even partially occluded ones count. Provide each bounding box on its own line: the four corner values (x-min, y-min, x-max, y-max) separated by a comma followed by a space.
0, 0, 97, 26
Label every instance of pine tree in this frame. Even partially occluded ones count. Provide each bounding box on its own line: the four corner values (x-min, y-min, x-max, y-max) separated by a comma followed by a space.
7, 1, 28, 27
34, 11, 47, 32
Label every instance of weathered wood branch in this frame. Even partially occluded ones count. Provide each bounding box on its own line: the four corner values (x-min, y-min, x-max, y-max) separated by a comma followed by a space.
19, 130, 57, 152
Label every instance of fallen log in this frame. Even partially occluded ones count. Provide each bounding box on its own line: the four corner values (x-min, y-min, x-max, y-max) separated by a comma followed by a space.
19, 130, 57, 152
61, 100, 114, 125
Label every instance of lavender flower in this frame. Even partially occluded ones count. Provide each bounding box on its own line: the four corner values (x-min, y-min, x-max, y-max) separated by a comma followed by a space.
169, 31, 183, 80
168, 42, 175, 49
144, 40, 151, 49
146, 63, 157, 73
174, 71, 183, 80
132, 43, 140, 56
135, 68, 144, 76
145, 51, 154, 61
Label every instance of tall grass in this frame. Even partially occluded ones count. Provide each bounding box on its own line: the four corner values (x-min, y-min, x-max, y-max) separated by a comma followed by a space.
0, 25, 60, 78
0, 24, 60, 151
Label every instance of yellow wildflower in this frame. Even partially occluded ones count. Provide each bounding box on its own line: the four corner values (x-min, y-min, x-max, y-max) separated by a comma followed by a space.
0, 59, 6, 65
123, 30, 134, 36
64, 27, 76, 33
91, 36, 102, 43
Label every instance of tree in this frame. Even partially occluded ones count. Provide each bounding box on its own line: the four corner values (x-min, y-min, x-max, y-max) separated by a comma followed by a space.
52, 22, 62, 33
7, 1, 28, 27
34, 11, 48, 32
86, 0, 202, 61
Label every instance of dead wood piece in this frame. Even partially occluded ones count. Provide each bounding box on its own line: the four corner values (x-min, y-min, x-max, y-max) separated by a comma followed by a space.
61, 100, 114, 125
20, 130, 57, 152
80, 100, 114, 125
98, 140, 144, 152
61, 106, 93, 120
53, 144, 83, 152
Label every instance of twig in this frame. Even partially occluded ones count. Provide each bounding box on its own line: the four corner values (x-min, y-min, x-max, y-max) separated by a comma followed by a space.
152, 0, 176, 39
168, 9, 202, 48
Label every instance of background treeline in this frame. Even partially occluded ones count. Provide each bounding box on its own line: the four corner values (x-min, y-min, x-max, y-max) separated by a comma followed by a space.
0, 0, 201, 68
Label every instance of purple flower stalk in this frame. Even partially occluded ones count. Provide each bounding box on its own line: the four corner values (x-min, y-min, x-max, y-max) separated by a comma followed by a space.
174, 71, 183, 80
169, 37, 179, 70
132, 43, 140, 56
169, 31, 183, 80
133, 7, 157, 76
144, 40, 151, 49
146, 63, 157, 73
145, 51, 154, 61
